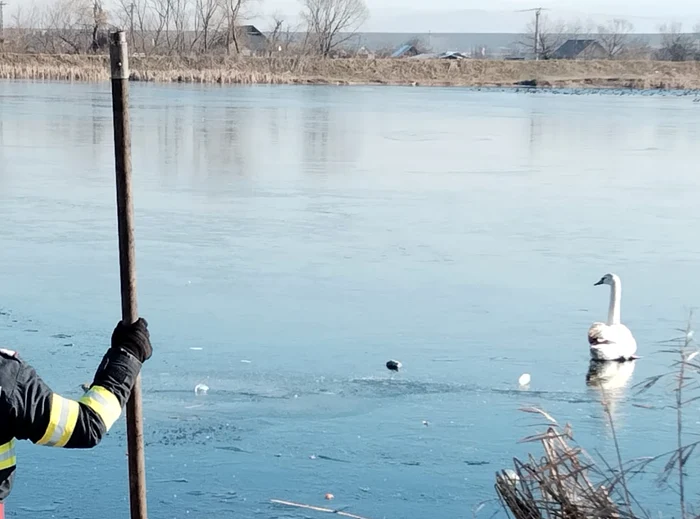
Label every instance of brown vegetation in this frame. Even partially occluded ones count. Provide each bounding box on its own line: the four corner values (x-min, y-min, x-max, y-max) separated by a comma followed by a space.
498, 318, 700, 519
2, 52, 700, 89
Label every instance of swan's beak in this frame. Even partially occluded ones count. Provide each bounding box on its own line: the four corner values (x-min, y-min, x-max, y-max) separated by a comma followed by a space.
594, 279, 604, 286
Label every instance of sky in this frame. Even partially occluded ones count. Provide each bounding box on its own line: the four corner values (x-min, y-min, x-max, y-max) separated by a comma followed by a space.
10, 0, 700, 33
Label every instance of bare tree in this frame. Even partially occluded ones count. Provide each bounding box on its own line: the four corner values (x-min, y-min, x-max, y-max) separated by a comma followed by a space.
597, 18, 634, 59
113, 0, 150, 53
300, 0, 369, 57
44, 0, 93, 53
89, 1, 108, 53
149, 0, 172, 52
568, 17, 596, 40
274, 16, 308, 56
624, 37, 652, 59
221, 0, 243, 54
265, 14, 284, 55
193, 0, 223, 52
169, 0, 191, 53
657, 22, 695, 61
521, 15, 567, 59
9, 3, 43, 52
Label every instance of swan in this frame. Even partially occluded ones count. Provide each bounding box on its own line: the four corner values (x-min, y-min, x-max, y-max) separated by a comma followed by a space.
587, 273, 637, 361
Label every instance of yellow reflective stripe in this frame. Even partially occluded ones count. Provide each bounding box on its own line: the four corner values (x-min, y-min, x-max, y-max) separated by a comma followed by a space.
0, 440, 16, 470
79, 385, 122, 430
58, 399, 81, 447
37, 393, 61, 445
37, 394, 80, 447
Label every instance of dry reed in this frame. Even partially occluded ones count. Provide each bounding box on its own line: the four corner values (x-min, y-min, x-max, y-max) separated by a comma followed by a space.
497, 314, 700, 519
495, 416, 637, 519
2, 53, 700, 89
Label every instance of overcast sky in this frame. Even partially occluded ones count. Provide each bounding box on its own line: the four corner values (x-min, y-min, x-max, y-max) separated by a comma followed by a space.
11, 0, 700, 33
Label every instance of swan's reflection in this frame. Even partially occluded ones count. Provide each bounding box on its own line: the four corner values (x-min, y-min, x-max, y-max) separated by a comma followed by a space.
586, 359, 636, 431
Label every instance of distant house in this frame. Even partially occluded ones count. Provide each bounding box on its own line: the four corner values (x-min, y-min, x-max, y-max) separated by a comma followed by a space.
408, 51, 468, 60
356, 46, 375, 59
239, 25, 268, 56
391, 44, 420, 58
552, 39, 607, 60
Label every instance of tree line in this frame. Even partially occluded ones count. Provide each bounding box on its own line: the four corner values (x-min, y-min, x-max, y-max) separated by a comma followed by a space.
3, 1, 700, 61
523, 16, 700, 61
4, 0, 369, 57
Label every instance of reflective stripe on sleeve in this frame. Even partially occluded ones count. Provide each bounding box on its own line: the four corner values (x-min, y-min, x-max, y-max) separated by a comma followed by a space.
0, 440, 16, 470
37, 394, 80, 447
79, 385, 122, 431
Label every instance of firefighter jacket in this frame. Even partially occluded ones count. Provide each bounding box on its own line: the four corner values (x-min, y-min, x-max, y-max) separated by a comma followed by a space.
0, 345, 143, 501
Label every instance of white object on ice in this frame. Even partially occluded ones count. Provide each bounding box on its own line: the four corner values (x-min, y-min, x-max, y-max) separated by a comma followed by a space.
518, 373, 531, 386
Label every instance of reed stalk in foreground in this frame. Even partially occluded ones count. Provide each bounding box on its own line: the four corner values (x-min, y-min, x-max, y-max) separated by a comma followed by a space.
496, 313, 700, 519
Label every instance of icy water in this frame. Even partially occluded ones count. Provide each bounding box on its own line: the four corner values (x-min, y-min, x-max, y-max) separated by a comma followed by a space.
1, 81, 700, 518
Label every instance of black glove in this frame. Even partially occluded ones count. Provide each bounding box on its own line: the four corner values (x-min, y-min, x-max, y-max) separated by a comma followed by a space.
111, 317, 152, 363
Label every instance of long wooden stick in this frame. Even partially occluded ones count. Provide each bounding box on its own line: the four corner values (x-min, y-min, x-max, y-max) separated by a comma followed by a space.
270, 499, 374, 519
109, 30, 148, 519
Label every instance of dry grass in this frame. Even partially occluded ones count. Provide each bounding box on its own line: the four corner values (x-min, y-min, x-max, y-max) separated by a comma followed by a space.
496, 419, 640, 519
2, 53, 700, 89
497, 315, 700, 519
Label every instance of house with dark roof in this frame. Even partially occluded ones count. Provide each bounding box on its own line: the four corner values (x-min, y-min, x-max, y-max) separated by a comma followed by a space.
391, 44, 420, 58
552, 39, 607, 59
239, 25, 269, 55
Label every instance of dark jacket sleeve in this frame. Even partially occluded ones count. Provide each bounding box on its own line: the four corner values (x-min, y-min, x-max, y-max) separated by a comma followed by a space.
8, 347, 142, 449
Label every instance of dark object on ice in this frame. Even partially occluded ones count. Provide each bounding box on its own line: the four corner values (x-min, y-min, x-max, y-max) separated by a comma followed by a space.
386, 360, 402, 372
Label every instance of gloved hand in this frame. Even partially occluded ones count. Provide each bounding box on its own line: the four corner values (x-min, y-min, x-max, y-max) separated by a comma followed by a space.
111, 317, 152, 363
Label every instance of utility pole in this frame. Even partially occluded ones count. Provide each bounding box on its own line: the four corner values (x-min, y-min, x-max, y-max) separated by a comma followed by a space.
516, 7, 548, 60
129, 3, 135, 48
533, 8, 540, 60
0, 1, 7, 43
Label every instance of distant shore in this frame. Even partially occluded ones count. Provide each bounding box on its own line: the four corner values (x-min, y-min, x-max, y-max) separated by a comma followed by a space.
2, 53, 700, 90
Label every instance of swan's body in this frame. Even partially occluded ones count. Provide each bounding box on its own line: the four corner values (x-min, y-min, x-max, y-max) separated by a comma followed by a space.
588, 273, 637, 361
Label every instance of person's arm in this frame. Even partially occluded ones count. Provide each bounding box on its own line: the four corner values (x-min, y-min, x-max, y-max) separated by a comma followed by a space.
8, 318, 152, 449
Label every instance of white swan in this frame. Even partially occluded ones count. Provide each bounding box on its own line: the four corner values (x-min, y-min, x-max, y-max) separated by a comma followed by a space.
588, 273, 637, 361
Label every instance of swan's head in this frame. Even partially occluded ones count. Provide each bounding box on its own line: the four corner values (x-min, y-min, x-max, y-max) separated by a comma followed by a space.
594, 273, 619, 286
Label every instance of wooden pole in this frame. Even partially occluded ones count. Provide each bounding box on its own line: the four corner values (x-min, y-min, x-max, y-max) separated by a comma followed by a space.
109, 30, 148, 519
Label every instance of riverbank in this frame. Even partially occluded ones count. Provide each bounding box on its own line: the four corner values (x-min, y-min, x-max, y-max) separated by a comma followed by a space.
2, 53, 700, 90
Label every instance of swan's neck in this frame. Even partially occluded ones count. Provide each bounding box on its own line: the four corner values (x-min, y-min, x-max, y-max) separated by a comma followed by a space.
607, 279, 621, 325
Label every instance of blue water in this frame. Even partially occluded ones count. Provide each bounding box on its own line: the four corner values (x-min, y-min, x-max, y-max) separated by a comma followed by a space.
1, 81, 700, 518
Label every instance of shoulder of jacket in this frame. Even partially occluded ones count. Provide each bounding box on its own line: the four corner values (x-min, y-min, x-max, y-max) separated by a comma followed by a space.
0, 349, 23, 407
0, 348, 20, 361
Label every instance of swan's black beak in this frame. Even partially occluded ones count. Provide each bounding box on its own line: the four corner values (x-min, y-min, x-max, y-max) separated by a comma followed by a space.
594, 278, 604, 286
